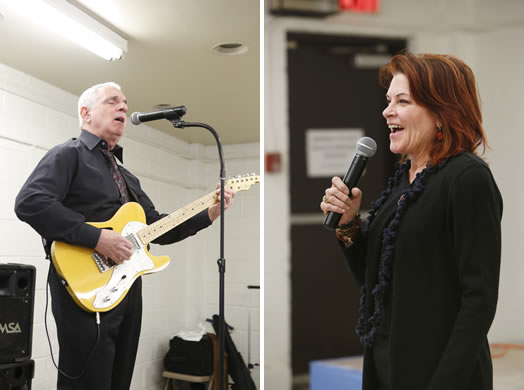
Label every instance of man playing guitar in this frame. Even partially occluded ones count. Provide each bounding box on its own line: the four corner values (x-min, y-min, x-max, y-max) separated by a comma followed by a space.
15, 82, 235, 390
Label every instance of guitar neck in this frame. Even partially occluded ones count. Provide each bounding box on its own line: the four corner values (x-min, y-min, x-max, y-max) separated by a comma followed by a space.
137, 190, 217, 245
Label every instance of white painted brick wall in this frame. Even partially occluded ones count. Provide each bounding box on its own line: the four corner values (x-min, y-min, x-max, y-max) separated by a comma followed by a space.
0, 64, 260, 389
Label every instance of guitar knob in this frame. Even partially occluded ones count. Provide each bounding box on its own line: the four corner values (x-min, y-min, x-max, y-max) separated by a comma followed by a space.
104, 296, 111, 302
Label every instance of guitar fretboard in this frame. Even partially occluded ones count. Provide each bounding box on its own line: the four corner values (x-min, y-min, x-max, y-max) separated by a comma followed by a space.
136, 174, 259, 245
137, 191, 217, 245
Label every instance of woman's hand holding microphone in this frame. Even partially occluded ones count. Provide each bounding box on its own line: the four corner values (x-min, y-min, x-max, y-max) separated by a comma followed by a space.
320, 176, 362, 227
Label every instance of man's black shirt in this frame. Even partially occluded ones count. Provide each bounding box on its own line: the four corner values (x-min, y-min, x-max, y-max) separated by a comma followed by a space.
15, 130, 211, 250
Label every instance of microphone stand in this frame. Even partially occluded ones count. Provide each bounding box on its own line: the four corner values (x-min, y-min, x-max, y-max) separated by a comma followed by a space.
170, 117, 227, 390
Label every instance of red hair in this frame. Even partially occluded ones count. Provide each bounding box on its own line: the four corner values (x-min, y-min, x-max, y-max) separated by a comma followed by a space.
379, 51, 487, 165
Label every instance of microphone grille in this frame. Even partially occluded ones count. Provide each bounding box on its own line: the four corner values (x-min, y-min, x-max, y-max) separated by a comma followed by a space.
130, 112, 141, 125
356, 137, 377, 158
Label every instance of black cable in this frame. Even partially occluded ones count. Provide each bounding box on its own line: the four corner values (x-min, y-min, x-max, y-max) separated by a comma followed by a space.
45, 266, 101, 380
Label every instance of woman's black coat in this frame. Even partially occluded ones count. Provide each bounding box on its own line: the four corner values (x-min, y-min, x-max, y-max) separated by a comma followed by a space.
341, 153, 503, 390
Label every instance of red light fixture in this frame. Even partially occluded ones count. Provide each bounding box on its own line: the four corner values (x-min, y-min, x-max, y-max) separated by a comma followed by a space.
339, 0, 380, 13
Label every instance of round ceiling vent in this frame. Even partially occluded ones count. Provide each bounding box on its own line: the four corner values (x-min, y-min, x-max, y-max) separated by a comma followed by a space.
212, 43, 248, 56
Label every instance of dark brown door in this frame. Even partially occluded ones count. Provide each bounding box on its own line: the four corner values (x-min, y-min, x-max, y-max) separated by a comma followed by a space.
287, 32, 407, 375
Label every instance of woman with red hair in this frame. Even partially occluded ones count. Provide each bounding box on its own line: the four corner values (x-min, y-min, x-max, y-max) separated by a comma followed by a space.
321, 52, 502, 390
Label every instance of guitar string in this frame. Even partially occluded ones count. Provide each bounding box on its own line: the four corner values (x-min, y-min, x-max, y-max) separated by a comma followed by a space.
137, 177, 259, 244
138, 192, 217, 244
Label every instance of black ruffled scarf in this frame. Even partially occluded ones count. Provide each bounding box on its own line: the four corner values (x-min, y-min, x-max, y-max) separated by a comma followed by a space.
356, 159, 447, 347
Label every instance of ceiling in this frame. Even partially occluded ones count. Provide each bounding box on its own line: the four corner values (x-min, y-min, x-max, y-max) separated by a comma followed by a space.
0, 0, 260, 145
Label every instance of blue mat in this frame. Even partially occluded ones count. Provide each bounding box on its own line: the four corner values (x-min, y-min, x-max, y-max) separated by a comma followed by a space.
310, 356, 363, 390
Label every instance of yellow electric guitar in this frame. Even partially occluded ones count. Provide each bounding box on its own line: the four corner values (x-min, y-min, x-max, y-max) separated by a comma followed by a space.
51, 174, 259, 313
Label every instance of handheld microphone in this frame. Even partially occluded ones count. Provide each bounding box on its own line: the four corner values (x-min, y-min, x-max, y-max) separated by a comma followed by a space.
323, 136, 377, 230
130, 106, 187, 125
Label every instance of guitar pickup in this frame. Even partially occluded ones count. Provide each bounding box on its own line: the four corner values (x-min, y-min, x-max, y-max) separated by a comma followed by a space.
126, 234, 140, 251
92, 251, 116, 273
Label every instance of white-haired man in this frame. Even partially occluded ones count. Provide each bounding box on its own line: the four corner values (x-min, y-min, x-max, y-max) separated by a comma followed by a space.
15, 82, 234, 389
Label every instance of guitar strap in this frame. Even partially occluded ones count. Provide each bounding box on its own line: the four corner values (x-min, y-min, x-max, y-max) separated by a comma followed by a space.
42, 237, 52, 260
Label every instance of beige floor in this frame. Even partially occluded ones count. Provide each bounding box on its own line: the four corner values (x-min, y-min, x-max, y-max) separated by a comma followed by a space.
493, 345, 524, 390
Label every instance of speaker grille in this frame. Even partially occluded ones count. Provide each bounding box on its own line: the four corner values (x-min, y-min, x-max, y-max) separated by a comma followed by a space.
0, 359, 35, 389
0, 264, 35, 363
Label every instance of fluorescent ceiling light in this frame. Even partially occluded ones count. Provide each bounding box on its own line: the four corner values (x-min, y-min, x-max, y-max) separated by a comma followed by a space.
26, 0, 127, 61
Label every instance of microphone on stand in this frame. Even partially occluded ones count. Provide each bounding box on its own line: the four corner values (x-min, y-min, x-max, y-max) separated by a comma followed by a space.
130, 106, 187, 125
323, 136, 377, 230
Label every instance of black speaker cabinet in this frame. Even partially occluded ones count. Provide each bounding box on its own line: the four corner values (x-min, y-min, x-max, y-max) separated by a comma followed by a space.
0, 359, 34, 389
0, 264, 36, 364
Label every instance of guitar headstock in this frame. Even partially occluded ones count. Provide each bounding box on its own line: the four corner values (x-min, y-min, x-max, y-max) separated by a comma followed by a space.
226, 173, 260, 192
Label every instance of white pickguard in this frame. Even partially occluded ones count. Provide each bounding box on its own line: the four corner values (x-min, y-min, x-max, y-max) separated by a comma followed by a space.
92, 221, 157, 310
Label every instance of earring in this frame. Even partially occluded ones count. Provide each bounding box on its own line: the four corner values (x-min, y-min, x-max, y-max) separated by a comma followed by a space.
436, 126, 443, 141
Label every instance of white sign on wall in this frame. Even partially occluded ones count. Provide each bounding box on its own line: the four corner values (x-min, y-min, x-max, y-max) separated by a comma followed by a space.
306, 128, 364, 178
